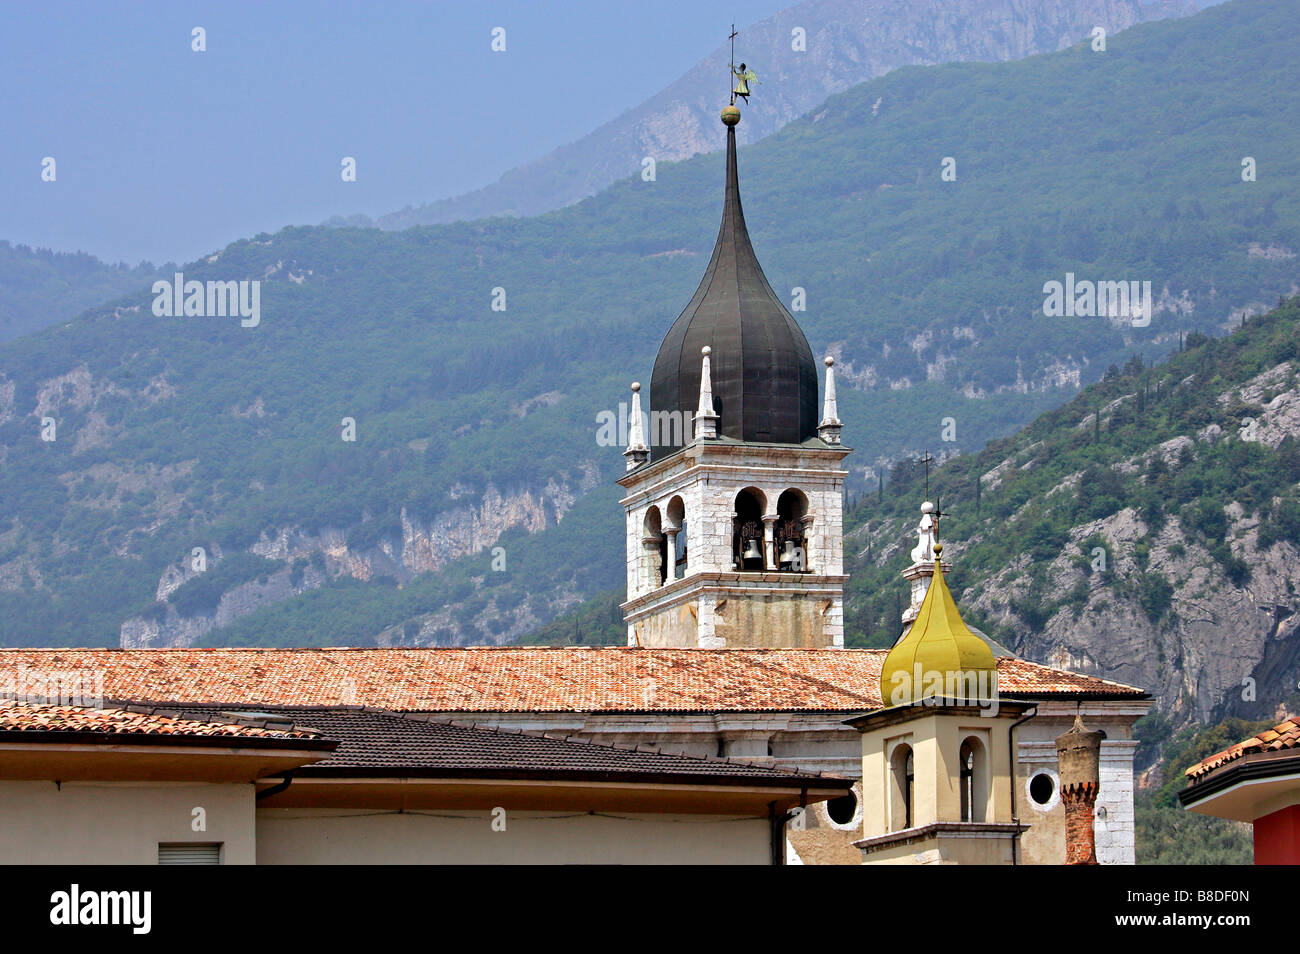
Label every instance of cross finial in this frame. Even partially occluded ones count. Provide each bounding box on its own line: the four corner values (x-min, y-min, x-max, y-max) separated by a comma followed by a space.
933, 496, 954, 546
920, 451, 936, 500
729, 24, 739, 103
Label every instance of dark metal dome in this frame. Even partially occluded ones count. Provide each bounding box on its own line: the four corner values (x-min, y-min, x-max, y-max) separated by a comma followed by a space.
649, 120, 818, 460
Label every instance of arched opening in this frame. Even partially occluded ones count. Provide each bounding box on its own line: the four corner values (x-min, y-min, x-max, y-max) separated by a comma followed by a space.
732, 488, 766, 571
642, 507, 665, 588
889, 743, 914, 832
776, 489, 809, 572
665, 496, 686, 579
959, 736, 989, 823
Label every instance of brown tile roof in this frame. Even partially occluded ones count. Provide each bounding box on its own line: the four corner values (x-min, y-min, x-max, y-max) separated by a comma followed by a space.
0, 648, 1146, 713
172, 705, 851, 788
0, 699, 324, 740
1185, 716, 1300, 779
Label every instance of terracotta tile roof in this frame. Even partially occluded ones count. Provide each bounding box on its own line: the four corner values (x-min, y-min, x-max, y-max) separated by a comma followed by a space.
0, 699, 323, 740
1185, 716, 1300, 779
172, 705, 851, 787
0, 648, 1146, 713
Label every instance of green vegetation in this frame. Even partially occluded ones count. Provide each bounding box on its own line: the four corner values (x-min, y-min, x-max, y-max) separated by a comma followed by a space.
0, 241, 167, 342
841, 294, 1300, 649
0, 0, 1297, 648
1135, 716, 1274, 864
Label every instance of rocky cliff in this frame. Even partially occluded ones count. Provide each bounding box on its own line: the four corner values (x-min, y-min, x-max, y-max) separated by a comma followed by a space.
843, 297, 1300, 757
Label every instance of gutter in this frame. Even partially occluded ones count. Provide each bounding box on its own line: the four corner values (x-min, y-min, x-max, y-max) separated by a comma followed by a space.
256, 770, 296, 801
769, 787, 808, 866
1008, 705, 1038, 866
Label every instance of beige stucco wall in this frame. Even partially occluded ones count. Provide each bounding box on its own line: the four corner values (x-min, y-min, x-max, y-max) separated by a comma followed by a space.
256, 808, 771, 864
0, 780, 256, 865
858, 831, 1018, 865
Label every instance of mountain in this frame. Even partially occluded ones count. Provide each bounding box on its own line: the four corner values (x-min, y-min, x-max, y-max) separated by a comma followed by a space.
0, 243, 167, 343
840, 294, 1300, 743
0, 0, 1295, 654
374, 0, 1207, 230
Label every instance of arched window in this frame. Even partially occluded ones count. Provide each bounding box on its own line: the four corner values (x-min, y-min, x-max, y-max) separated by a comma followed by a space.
960, 736, 988, 823
776, 489, 809, 572
732, 488, 766, 571
890, 744, 914, 831
642, 507, 665, 588
666, 496, 686, 579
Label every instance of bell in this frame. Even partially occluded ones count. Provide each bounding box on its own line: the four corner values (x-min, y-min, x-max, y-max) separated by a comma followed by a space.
780, 539, 798, 563
742, 539, 763, 561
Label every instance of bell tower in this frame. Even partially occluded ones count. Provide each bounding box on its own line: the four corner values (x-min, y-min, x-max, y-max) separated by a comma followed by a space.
618, 104, 850, 649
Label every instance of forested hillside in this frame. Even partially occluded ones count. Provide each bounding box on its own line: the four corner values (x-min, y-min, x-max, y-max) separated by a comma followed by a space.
0, 0, 1295, 651
0, 242, 166, 342
839, 294, 1300, 737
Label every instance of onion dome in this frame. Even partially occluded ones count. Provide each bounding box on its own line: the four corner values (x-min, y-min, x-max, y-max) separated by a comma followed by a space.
649, 107, 818, 460
880, 542, 998, 707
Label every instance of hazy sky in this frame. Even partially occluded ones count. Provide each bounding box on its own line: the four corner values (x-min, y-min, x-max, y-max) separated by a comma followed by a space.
2, 0, 790, 265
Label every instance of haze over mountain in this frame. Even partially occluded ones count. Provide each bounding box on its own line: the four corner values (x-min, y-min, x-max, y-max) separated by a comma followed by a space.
0, 243, 169, 343
0, 0, 1293, 671
375, 0, 1213, 230
3, 0, 1211, 341
0, 0, 796, 265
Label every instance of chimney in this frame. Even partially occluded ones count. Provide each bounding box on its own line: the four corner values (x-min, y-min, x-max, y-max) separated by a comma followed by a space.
1056, 713, 1107, 865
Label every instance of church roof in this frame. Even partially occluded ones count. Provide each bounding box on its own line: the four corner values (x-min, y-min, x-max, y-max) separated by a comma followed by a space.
648, 110, 818, 459
0, 648, 1147, 713
880, 542, 998, 705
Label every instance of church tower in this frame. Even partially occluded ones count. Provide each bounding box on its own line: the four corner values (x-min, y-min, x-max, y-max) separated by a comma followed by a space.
618, 104, 850, 648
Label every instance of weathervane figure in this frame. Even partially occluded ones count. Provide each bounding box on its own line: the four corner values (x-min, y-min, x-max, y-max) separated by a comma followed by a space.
728, 24, 758, 105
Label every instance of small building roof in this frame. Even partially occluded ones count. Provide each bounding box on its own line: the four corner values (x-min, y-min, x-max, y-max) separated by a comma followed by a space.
1179, 715, 1300, 821
1185, 716, 1300, 780
173, 704, 850, 790
0, 699, 325, 743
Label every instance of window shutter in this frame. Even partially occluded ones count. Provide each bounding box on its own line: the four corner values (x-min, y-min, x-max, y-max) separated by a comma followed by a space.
158, 842, 222, 865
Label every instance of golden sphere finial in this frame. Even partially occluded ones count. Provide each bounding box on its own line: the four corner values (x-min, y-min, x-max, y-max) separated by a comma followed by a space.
721, 105, 741, 126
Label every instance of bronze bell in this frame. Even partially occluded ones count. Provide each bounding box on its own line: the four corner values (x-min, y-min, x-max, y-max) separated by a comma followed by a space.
742, 538, 763, 561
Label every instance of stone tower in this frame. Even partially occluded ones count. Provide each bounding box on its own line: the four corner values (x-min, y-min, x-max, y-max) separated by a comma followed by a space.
618, 105, 850, 649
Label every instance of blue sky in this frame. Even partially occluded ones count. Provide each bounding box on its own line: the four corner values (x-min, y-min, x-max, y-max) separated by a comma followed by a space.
1, 0, 790, 265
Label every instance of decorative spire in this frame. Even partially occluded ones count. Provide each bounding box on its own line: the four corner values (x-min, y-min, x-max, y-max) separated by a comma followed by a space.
647, 103, 819, 459
694, 346, 719, 440
881, 538, 997, 707
818, 355, 842, 444
910, 501, 937, 565
901, 499, 951, 627
624, 382, 649, 470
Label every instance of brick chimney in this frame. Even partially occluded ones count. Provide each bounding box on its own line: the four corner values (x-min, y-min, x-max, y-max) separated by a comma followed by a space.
1056, 713, 1107, 865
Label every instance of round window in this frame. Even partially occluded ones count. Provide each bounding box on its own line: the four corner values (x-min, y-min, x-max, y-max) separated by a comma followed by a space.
826, 792, 858, 826
1028, 771, 1057, 808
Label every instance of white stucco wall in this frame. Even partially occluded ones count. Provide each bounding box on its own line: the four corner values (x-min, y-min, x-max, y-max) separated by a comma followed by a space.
0, 780, 256, 865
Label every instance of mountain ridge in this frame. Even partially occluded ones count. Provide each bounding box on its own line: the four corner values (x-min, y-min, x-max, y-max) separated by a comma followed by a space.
0, 0, 1293, 659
